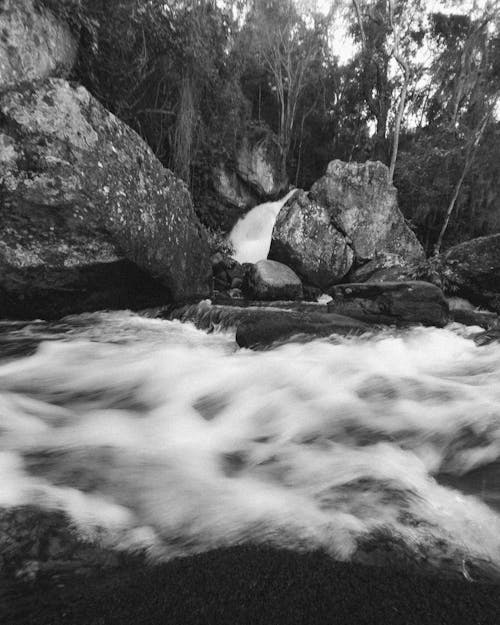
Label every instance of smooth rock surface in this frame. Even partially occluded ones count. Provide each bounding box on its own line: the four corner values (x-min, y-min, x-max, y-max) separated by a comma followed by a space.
0, 79, 210, 317
245, 260, 303, 301
310, 160, 424, 262
444, 234, 500, 313
235, 313, 367, 348
0, 0, 77, 92
269, 190, 354, 289
327, 281, 449, 327
236, 132, 288, 198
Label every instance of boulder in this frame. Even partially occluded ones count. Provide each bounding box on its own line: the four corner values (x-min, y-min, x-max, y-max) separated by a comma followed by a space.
236, 131, 288, 199
310, 160, 424, 263
269, 190, 354, 289
235, 313, 367, 349
443, 234, 500, 313
327, 281, 449, 327
0, 0, 77, 92
346, 253, 417, 283
245, 260, 303, 301
450, 309, 499, 330
0, 79, 211, 318
162, 300, 368, 349
212, 164, 259, 212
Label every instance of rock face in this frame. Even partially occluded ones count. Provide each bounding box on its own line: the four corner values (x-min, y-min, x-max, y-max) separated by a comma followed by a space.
245, 260, 303, 301
310, 160, 424, 263
0, 0, 77, 92
327, 281, 449, 327
0, 79, 211, 317
444, 234, 500, 313
212, 165, 259, 213
269, 190, 354, 289
236, 133, 288, 198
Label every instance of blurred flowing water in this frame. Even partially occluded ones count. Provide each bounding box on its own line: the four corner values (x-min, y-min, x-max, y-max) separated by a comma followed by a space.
229, 189, 296, 263
1, 311, 500, 578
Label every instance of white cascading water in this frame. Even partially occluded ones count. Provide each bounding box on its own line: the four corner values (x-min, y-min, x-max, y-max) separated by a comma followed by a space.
2, 311, 500, 577
229, 189, 297, 263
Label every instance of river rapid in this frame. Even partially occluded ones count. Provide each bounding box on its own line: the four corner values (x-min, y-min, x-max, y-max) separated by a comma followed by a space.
1, 311, 500, 579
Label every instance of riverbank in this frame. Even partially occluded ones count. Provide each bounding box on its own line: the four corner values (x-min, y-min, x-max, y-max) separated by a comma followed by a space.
2, 546, 500, 625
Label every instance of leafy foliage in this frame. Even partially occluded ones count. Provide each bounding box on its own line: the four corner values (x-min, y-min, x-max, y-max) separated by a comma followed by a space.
38, 0, 500, 247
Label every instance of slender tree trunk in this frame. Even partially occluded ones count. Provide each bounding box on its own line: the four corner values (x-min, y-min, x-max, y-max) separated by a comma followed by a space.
388, 66, 408, 182
433, 113, 490, 255
388, 0, 409, 184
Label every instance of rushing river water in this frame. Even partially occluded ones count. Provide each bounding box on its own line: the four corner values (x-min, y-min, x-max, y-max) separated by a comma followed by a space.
1, 311, 500, 579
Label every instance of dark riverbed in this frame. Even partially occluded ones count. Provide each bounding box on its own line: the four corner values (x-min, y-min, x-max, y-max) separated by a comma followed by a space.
2, 546, 500, 625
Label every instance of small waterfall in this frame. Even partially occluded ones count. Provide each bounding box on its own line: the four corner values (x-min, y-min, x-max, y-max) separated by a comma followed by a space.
229, 189, 297, 264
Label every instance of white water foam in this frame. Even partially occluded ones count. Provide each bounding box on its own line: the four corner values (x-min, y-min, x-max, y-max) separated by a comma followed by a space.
229, 189, 297, 263
1, 312, 500, 573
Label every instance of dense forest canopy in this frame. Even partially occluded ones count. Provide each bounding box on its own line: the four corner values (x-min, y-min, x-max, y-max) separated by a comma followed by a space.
43, 0, 500, 252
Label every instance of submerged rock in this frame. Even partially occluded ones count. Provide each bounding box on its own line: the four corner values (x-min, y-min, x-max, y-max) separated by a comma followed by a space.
327, 281, 449, 327
444, 234, 500, 313
269, 190, 354, 289
163, 299, 368, 348
0, 0, 77, 92
310, 160, 424, 263
245, 260, 303, 301
235, 314, 367, 349
0, 79, 211, 317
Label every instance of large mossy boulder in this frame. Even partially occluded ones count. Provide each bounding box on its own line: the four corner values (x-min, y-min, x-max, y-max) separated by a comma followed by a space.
245, 260, 303, 301
327, 281, 449, 327
443, 234, 500, 313
269, 190, 354, 289
310, 160, 424, 263
0, 79, 211, 318
0, 0, 77, 92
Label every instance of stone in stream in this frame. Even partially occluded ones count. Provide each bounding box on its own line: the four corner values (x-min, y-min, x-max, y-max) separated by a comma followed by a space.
327, 281, 449, 327
245, 260, 303, 301
443, 234, 500, 313
163, 300, 369, 348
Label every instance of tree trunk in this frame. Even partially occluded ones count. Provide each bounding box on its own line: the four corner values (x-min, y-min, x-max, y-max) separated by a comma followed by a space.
388, 0, 409, 184
433, 113, 490, 255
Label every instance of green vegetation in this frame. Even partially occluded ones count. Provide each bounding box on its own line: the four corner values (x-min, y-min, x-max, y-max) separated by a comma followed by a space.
40, 0, 500, 252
